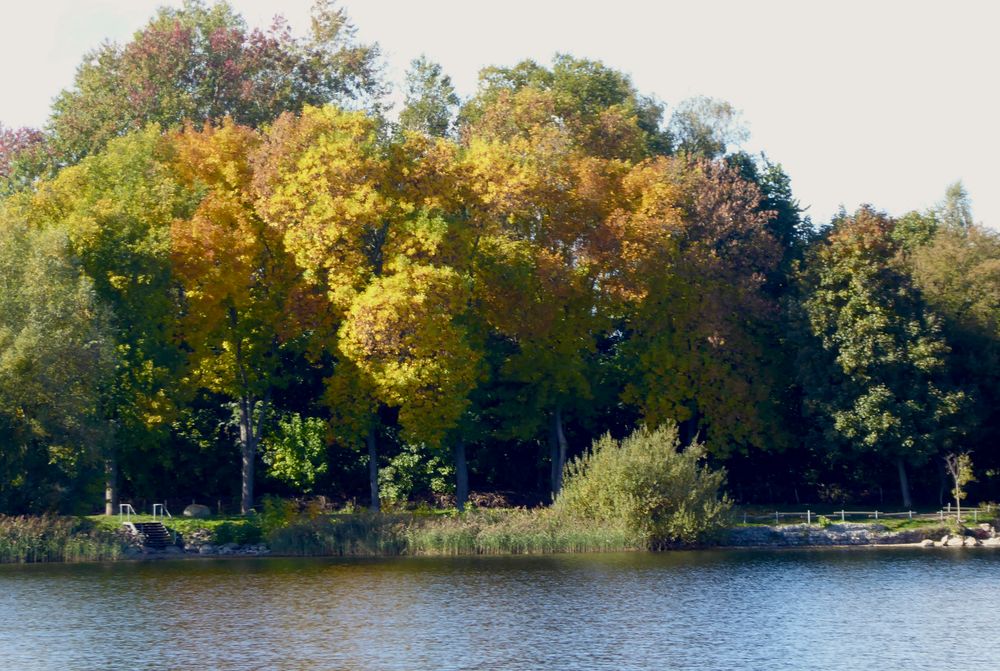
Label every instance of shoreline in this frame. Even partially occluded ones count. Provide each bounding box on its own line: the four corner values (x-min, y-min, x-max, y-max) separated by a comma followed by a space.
2, 516, 994, 565
4, 540, 996, 568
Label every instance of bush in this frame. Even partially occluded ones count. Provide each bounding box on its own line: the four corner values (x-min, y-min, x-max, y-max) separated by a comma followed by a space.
554, 424, 732, 547
213, 520, 262, 545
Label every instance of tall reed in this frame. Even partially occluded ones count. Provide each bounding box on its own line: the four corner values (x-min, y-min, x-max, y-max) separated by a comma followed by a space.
0, 515, 127, 563
265, 508, 641, 557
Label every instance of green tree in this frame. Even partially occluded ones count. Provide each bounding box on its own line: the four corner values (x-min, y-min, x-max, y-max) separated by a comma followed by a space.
0, 218, 116, 512
262, 413, 329, 493
399, 56, 460, 138
797, 206, 966, 507
13, 127, 194, 513
936, 181, 974, 231
668, 96, 749, 158
908, 212, 1000, 487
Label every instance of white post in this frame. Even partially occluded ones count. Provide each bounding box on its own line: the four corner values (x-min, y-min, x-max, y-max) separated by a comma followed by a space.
807, 510, 812, 525
908, 510, 913, 520
875, 510, 879, 520
775, 511, 779, 525
841, 510, 845, 523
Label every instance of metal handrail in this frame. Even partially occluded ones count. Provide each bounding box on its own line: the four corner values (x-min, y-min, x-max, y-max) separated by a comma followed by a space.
152, 503, 172, 520
118, 503, 137, 523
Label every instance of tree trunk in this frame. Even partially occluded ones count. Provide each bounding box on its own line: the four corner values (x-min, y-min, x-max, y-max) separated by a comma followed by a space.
896, 457, 912, 509
455, 438, 468, 512
104, 455, 118, 516
239, 396, 257, 514
549, 406, 568, 499
367, 426, 380, 512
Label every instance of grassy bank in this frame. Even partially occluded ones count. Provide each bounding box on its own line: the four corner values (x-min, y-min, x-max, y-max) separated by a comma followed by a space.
81, 508, 641, 557
0, 515, 128, 563
265, 508, 642, 557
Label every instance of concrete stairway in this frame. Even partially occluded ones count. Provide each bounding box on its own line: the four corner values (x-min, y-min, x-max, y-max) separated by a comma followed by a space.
132, 521, 173, 549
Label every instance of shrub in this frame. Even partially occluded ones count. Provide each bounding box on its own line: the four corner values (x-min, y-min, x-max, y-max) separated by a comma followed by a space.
554, 424, 732, 547
260, 495, 298, 535
213, 520, 262, 545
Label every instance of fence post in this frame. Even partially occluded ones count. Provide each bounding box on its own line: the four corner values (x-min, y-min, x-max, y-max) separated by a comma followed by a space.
841, 510, 845, 523
908, 510, 913, 520
974, 510, 978, 524
807, 510, 812, 525
874, 510, 879, 520
743, 512, 747, 524
775, 511, 779, 525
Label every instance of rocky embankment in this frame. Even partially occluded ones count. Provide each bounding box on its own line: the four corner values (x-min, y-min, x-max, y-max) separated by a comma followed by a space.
123, 527, 271, 558
723, 522, 1000, 548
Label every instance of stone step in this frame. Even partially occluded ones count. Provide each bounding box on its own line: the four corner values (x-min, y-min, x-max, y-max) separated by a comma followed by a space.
129, 521, 175, 549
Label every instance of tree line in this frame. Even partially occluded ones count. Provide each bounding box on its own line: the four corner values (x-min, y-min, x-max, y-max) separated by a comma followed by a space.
1, 1, 996, 515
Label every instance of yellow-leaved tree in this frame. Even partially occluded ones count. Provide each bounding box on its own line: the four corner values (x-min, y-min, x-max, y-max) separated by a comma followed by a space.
255, 105, 481, 509
169, 119, 322, 513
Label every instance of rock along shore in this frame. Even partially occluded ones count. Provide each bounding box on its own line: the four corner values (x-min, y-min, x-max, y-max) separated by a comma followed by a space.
722, 522, 1000, 548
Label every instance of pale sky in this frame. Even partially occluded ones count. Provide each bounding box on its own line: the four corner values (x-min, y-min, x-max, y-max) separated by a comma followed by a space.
2, 0, 998, 227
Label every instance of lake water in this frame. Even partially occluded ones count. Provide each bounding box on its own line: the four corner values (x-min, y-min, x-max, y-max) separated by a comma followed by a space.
1, 549, 998, 670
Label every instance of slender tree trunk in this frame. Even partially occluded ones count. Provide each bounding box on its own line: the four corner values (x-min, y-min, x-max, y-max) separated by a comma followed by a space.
239, 396, 257, 514
104, 455, 118, 516
549, 406, 568, 499
896, 457, 912, 509
455, 438, 468, 512
367, 426, 380, 512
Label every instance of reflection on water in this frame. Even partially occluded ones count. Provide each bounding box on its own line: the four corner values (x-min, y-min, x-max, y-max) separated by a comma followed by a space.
1, 549, 998, 670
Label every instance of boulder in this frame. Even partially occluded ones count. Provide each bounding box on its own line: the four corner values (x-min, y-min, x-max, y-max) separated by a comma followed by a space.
183, 503, 212, 519
919, 539, 934, 547
964, 536, 980, 547
198, 544, 216, 555
944, 535, 966, 547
